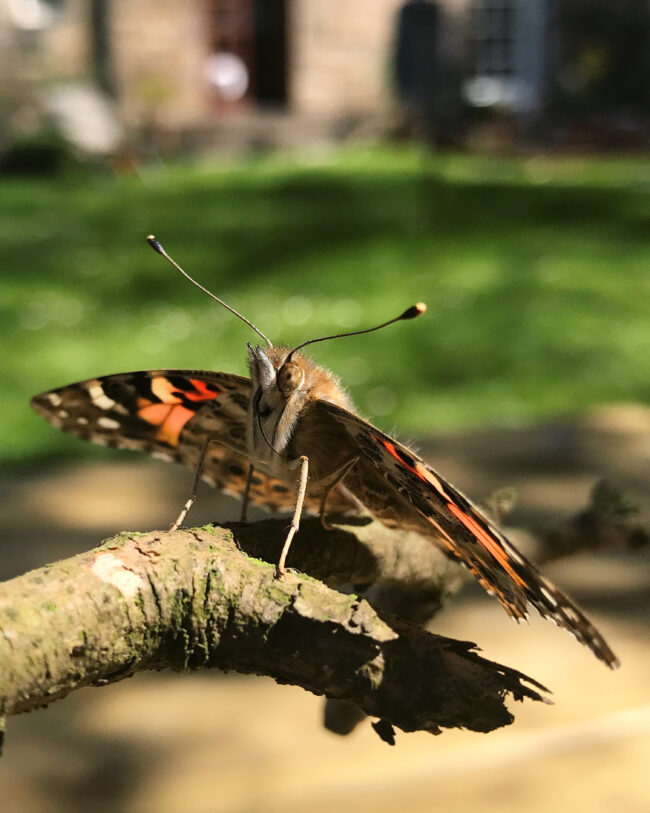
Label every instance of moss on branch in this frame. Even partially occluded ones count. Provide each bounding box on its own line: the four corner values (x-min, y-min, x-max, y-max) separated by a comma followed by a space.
0, 520, 547, 739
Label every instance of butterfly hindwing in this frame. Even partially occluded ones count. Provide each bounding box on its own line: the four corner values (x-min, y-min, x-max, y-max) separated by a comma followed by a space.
315, 400, 619, 668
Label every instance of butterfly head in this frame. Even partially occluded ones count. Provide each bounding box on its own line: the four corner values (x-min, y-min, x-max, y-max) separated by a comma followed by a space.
247, 344, 318, 458
248, 344, 307, 405
277, 360, 305, 396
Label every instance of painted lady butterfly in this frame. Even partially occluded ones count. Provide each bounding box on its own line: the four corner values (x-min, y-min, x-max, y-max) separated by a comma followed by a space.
31, 237, 619, 669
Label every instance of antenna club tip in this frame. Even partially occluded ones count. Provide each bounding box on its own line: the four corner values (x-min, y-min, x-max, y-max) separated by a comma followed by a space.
401, 302, 427, 320
146, 235, 163, 254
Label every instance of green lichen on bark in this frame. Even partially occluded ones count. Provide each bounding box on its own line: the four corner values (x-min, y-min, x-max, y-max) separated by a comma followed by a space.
0, 520, 548, 738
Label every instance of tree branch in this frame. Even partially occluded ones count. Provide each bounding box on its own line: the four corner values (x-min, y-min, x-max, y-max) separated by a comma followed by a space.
0, 521, 547, 739
1, 479, 644, 746
319, 479, 648, 736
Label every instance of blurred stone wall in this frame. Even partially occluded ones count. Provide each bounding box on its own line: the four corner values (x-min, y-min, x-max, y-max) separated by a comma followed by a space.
110, 0, 209, 130
0, 0, 88, 89
290, 0, 403, 115
0, 0, 471, 141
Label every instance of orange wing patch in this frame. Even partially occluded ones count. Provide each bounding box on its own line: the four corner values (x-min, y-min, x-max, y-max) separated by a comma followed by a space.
137, 399, 195, 446
185, 378, 222, 401
138, 376, 223, 446
446, 502, 527, 589
378, 438, 452, 499
377, 434, 527, 591
380, 440, 428, 483
150, 376, 183, 403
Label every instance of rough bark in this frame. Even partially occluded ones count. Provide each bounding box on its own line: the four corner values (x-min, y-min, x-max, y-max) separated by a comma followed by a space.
0, 520, 548, 739
0, 479, 644, 746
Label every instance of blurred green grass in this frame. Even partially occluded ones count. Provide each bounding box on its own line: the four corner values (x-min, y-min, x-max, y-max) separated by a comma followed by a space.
1, 147, 649, 463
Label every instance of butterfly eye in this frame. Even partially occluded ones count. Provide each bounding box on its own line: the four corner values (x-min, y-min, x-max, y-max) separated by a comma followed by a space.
277, 362, 303, 395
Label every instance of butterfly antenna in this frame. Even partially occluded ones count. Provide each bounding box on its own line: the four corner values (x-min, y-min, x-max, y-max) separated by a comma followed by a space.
287, 302, 426, 360
146, 235, 272, 347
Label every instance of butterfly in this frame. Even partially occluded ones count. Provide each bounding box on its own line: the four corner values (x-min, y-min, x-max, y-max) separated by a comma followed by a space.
31, 236, 619, 670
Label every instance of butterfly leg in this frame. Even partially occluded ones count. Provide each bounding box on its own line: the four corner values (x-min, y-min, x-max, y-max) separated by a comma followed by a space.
277, 455, 309, 577
319, 455, 360, 530
170, 436, 213, 531
240, 464, 255, 523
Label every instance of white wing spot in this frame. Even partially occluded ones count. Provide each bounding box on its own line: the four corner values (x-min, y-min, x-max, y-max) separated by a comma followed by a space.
47, 392, 62, 406
502, 545, 524, 564
87, 381, 118, 411
58, 409, 69, 419
114, 437, 151, 451
151, 451, 174, 462
89, 433, 109, 446
77, 416, 89, 425
97, 416, 121, 430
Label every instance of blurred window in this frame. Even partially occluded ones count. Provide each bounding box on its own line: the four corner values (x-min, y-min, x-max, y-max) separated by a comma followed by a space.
465, 0, 548, 113
471, 0, 516, 76
207, 0, 288, 107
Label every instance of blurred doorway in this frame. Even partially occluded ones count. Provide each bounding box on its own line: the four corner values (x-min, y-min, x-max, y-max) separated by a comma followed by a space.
207, 0, 288, 109
253, 0, 288, 106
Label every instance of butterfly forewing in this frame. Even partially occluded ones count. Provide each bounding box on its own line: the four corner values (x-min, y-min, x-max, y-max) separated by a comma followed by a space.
31, 369, 352, 516
32, 369, 250, 456
315, 399, 619, 669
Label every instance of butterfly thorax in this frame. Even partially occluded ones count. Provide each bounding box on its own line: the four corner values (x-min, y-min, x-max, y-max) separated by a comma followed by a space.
247, 345, 355, 482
